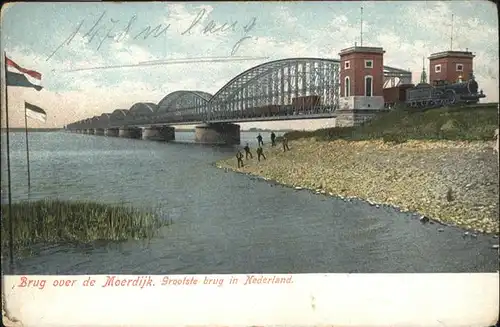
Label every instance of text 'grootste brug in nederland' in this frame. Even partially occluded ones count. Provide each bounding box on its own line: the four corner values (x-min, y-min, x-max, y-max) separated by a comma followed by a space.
16, 274, 294, 290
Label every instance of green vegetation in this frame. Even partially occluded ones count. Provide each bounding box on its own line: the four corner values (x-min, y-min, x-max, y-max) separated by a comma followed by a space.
284, 104, 499, 143
1, 199, 170, 256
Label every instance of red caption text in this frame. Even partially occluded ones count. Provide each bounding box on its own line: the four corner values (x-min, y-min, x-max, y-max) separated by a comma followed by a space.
16, 274, 294, 290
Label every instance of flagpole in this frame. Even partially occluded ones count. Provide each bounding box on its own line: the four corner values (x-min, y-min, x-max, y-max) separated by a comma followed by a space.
24, 103, 31, 190
3, 51, 15, 272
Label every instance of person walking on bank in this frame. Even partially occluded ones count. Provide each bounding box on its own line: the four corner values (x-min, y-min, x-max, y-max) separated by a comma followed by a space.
236, 150, 244, 168
256, 146, 266, 162
257, 133, 264, 146
282, 137, 290, 152
243, 143, 253, 159
270, 132, 276, 146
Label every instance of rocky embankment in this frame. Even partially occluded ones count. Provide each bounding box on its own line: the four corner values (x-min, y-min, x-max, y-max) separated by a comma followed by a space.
216, 138, 499, 234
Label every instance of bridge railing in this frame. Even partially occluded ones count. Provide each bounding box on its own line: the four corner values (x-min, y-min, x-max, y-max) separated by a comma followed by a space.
207, 105, 337, 121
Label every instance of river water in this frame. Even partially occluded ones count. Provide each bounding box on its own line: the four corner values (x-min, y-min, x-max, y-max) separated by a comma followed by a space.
1, 131, 498, 274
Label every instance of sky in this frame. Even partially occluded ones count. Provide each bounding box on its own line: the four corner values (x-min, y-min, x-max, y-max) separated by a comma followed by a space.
0, 1, 498, 129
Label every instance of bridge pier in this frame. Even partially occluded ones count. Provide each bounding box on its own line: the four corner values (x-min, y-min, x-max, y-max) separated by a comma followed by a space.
195, 123, 240, 145
94, 128, 105, 135
336, 96, 387, 127
88, 129, 95, 135
335, 110, 382, 127
83, 129, 90, 134
142, 126, 175, 141
105, 128, 119, 137
118, 127, 142, 139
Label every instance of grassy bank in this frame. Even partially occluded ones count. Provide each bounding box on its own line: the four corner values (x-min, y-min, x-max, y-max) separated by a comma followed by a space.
283, 104, 499, 142
217, 104, 499, 234
1, 199, 170, 256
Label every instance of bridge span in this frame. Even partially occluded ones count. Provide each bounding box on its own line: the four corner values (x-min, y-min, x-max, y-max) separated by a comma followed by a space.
66, 56, 412, 144
128, 112, 340, 127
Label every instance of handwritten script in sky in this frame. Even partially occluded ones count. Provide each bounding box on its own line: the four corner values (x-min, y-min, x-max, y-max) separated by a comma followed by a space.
46, 9, 258, 61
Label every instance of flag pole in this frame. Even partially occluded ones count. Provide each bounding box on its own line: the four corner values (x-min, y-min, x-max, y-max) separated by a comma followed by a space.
24, 102, 31, 190
3, 51, 15, 272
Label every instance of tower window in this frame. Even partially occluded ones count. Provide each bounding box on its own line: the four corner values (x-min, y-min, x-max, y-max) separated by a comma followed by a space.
344, 76, 351, 97
364, 75, 373, 97
364, 60, 373, 68
344, 61, 350, 69
435, 64, 441, 73
456, 64, 463, 72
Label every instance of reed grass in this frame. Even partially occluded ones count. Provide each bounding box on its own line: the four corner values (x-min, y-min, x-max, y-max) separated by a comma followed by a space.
1, 199, 170, 255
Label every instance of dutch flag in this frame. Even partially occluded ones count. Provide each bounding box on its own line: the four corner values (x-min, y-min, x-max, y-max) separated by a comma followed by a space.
5, 55, 43, 91
25, 101, 48, 123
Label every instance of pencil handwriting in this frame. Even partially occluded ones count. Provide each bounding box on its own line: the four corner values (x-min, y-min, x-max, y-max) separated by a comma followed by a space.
46, 10, 257, 61
181, 9, 257, 56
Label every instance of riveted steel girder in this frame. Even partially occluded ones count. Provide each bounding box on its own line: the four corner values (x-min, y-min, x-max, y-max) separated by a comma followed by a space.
205, 58, 341, 121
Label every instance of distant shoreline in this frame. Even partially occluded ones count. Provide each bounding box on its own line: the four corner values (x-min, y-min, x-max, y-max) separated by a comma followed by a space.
3, 128, 63, 132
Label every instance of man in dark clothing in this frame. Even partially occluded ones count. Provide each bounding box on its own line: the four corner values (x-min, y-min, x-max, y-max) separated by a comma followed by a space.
270, 132, 276, 146
257, 133, 264, 146
282, 137, 290, 152
243, 143, 253, 159
236, 150, 244, 168
256, 146, 266, 161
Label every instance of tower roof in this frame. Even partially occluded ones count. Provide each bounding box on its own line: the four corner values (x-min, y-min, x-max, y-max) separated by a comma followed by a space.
428, 51, 475, 60
339, 46, 385, 56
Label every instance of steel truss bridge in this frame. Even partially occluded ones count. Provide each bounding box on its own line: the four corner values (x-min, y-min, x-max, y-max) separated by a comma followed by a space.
67, 58, 412, 130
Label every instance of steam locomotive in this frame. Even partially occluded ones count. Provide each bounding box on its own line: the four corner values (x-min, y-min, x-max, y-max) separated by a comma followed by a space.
384, 73, 486, 109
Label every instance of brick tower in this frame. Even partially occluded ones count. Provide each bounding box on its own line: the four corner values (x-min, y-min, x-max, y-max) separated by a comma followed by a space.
428, 50, 475, 85
336, 46, 386, 127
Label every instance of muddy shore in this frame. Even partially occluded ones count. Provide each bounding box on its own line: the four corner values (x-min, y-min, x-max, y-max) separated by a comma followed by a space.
216, 138, 499, 234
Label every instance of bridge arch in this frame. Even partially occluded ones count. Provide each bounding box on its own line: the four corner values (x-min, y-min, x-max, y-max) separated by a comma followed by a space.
99, 113, 111, 121
89, 116, 101, 128
82, 118, 92, 127
129, 102, 158, 116
95, 113, 111, 127
207, 58, 342, 119
110, 109, 129, 121
157, 90, 212, 115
